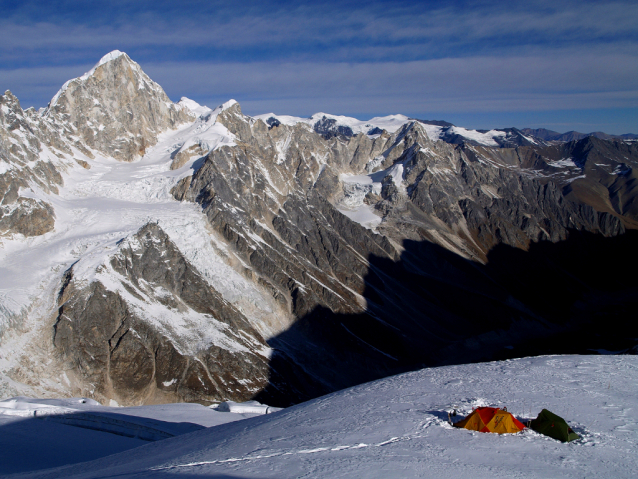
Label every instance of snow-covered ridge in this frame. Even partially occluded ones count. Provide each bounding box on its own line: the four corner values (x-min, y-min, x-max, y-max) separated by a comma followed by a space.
253, 111, 535, 147
84, 50, 126, 78
2, 49, 633, 418
253, 111, 411, 136
178, 97, 212, 117
448, 125, 506, 146
0, 92, 278, 400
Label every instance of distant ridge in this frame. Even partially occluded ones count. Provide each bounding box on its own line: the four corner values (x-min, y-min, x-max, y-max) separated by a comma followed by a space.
409, 118, 455, 128
521, 128, 638, 142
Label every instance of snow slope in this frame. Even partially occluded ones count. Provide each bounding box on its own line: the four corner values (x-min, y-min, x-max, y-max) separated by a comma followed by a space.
0, 398, 266, 475
7, 355, 637, 478
337, 159, 407, 230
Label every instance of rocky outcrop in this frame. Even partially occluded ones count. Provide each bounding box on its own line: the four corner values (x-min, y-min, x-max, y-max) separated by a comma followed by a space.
53, 223, 272, 405
0, 196, 55, 237
42, 51, 193, 162
313, 115, 355, 139
0, 91, 61, 236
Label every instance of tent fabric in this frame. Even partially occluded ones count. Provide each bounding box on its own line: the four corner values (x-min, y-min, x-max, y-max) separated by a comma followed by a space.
530, 409, 580, 442
453, 407, 525, 434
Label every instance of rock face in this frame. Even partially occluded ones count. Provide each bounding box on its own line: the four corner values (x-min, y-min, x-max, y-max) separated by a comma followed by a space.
0, 91, 61, 237
2, 51, 638, 407
42, 51, 193, 162
173, 101, 637, 404
53, 223, 271, 405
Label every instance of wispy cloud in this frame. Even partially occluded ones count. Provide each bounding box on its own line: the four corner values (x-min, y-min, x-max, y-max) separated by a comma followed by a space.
1, 0, 636, 132
140, 52, 638, 115
3, 50, 637, 114
2, 1, 637, 64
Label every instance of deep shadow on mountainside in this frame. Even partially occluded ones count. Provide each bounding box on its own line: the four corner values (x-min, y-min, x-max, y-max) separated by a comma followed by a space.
255, 229, 638, 407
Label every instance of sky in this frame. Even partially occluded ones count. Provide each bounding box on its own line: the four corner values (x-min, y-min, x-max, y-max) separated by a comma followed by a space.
1, 0, 637, 134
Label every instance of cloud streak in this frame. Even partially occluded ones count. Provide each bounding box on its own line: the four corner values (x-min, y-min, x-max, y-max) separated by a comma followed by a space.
3, 50, 637, 112
2, 1, 637, 64
142, 52, 638, 114
0, 0, 636, 132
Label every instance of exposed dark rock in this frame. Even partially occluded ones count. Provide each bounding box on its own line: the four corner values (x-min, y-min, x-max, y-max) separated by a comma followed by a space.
53, 223, 272, 405
266, 117, 281, 129
0, 197, 55, 236
313, 116, 355, 139
167, 103, 638, 405
521, 127, 638, 142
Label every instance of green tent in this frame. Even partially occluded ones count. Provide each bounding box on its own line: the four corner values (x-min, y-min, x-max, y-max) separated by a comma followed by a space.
530, 409, 580, 442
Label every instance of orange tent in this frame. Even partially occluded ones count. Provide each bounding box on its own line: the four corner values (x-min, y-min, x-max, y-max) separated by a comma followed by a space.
453, 407, 525, 434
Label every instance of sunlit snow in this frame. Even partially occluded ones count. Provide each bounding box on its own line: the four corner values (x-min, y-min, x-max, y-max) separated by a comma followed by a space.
253, 112, 411, 135
2, 355, 636, 478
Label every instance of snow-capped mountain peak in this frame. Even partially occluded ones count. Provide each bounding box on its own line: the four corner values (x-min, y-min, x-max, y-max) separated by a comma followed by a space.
47, 50, 130, 111
40, 50, 194, 162
177, 97, 211, 117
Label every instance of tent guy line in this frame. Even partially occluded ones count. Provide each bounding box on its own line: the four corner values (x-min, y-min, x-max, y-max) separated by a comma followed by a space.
151, 435, 410, 471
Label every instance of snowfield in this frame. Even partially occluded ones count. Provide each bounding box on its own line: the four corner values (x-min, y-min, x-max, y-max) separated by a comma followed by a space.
0, 96, 284, 400
2, 355, 636, 478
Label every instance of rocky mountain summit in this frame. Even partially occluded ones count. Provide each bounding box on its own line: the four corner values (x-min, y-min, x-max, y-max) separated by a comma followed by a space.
1, 51, 636, 406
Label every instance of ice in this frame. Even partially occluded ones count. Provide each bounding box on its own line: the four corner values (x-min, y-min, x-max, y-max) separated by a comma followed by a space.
549, 158, 578, 168
448, 126, 505, 146
337, 159, 408, 230
253, 111, 516, 147
419, 123, 445, 141
337, 204, 382, 230
177, 97, 211, 117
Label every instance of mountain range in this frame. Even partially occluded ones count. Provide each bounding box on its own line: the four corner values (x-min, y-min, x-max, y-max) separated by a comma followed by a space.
1, 51, 636, 408
520, 128, 638, 142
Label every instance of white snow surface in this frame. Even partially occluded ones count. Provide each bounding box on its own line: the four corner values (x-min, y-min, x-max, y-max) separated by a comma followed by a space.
253, 111, 514, 147
419, 124, 507, 146
253, 112, 411, 135
0, 397, 265, 475
336, 160, 408, 230
448, 126, 506, 146
549, 158, 578, 169
176, 96, 209, 116
215, 400, 283, 415
4, 355, 637, 478
338, 204, 382, 230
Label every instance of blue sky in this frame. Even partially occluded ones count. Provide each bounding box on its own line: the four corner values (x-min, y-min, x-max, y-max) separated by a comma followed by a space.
1, 0, 637, 134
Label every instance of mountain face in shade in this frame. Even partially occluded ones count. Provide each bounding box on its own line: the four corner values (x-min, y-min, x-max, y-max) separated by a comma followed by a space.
1, 51, 637, 407
520, 127, 638, 142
